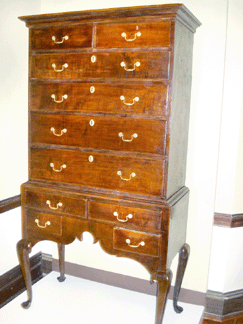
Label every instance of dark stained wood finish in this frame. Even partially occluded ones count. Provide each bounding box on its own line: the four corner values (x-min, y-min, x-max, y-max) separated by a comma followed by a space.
30, 113, 167, 155
96, 21, 171, 48
0, 195, 21, 213
29, 82, 169, 117
30, 25, 92, 51
17, 4, 200, 324
30, 51, 170, 80
29, 148, 165, 197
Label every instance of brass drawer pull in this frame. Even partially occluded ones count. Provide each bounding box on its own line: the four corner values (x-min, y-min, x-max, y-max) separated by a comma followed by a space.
125, 238, 145, 248
52, 35, 69, 44
35, 219, 51, 229
118, 132, 138, 142
120, 95, 139, 106
113, 211, 133, 222
50, 127, 67, 136
52, 63, 68, 72
51, 94, 68, 103
121, 31, 141, 42
117, 171, 136, 181
46, 200, 63, 210
121, 61, 140, 72
50, 163, 66, 172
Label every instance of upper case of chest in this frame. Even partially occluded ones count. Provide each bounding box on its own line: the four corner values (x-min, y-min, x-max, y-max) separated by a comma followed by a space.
22, 5, 198, 202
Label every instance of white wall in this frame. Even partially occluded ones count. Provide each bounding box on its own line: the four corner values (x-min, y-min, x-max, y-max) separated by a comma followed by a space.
2, 0, 242, 297
0, 0, 42, 201
207, 0, 243, 294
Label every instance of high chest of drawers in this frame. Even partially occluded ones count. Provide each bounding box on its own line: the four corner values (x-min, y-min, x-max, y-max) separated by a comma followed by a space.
17, 4, 200, 324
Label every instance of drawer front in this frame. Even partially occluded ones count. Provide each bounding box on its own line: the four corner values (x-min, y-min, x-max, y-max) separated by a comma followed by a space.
30, 148, 164, 197
88, 201, 162, 231
30, 82, 168, 117
26, 210, 62, 236
113, 227, 160, 257
30, 113, 166, 155
30, 25, 93, 50
96, 21, 171, 48
30, 52, 169, 80
25, 188, 86, 218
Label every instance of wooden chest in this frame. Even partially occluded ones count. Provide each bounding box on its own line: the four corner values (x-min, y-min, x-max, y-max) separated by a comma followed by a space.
17, 4, 200, 323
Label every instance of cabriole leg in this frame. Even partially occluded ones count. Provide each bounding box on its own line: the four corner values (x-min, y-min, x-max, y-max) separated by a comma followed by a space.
16, 239, 32, 309
57, 243, 66, 282
151, 269, 172, 324
173, 243, 190, 313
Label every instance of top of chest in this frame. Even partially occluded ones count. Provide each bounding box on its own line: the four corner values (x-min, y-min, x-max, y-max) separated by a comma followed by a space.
19, 4, 200, 52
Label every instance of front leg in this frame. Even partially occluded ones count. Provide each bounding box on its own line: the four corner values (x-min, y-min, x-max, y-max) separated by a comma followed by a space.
151, 269, 172, 324
16, 239, 32, 309
173, 243, 190, 313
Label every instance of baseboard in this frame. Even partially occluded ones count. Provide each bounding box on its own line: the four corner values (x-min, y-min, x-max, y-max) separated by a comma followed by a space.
203, 289, 243, 322
0, 252, 43, 308
52, 258, 206, 306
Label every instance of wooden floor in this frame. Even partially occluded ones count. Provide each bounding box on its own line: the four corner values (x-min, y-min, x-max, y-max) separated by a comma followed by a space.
202, 315, 243, 324
1, 271, 204, 324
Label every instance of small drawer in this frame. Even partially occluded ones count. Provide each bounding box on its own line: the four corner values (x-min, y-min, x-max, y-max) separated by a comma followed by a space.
29, 82, 168, 118
30, 113, 166, 155
96, 21, 171, 48
30, 25, 92, 51
89, 201, 162, 231
25, 188, 86, 218
30, 51, 169, 80
113, 227, 160, 257
26, 210, 62, 236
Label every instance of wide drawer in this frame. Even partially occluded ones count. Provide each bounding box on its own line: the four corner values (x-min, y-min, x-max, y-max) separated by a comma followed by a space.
30, 113, 166, 155
113, 227, 160, 257
88, 200, 162, 231
29, 82, 168, 117
96, 21, 171, 48
30, 25, 92, 51
30, 148, 165, 197
25, 187, 86, 218
30, 51, 170, 80
26, 210, 62, 236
